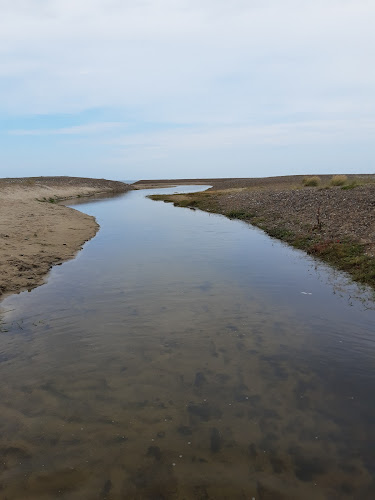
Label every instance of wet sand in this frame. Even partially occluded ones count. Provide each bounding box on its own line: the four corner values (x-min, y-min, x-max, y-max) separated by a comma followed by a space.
0, 177, 130, 299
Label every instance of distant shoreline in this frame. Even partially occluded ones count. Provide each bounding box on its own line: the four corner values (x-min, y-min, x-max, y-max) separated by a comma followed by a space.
133, 173, 375, 190
0, 176, 131, 301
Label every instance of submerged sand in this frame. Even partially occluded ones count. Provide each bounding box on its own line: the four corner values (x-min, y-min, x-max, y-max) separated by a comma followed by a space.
0, 177, 130, 299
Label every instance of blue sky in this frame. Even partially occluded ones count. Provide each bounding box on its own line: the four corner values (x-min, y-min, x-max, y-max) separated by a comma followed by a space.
1, 0, 374, 180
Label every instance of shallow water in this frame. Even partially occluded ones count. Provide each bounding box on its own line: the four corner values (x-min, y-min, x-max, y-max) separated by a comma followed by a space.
0, 185, 374, 499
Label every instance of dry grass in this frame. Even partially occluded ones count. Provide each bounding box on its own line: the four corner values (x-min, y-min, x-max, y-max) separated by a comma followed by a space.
302, 176, 321, 187
330, 175, 348, 186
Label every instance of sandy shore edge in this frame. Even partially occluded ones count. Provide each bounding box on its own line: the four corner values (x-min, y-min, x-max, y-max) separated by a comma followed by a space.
0, 177, 131, 301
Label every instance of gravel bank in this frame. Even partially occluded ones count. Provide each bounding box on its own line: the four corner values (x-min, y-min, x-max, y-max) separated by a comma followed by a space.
209, 183, 375, 256
146, 174, 375, 289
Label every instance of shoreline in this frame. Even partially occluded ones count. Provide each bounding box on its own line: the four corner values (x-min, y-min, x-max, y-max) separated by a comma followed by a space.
2, 174, 374, 301
146, 174, 375, 291
0, 177, 131, 301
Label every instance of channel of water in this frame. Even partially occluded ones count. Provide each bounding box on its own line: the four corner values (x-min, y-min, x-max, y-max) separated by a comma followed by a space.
0, 185, 374, 499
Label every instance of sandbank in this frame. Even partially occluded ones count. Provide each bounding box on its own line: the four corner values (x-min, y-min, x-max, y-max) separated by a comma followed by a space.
0, 176, 130, 300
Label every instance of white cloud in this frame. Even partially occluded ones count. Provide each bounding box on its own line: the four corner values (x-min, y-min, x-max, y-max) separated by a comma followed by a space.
1, 0, 374, 117
0, 0, 374, 177
108, 118, 375, 156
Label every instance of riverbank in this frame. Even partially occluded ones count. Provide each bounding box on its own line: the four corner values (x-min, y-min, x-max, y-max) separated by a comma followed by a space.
146, 174, 375, 290
0, 176, 131, 299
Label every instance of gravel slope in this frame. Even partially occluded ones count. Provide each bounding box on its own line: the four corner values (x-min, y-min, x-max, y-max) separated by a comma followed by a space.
146, 174, 375, 289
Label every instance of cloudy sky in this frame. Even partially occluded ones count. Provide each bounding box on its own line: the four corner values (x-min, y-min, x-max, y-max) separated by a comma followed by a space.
1, 0, 374, 180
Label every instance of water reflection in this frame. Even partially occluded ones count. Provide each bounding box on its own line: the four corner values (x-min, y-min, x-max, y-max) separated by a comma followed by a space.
0, 186, 374, 499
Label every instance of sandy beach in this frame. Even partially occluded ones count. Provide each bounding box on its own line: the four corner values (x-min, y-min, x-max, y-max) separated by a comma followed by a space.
0, 177, 130, 299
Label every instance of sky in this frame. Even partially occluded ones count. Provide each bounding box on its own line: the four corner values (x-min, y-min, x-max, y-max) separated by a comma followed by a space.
0, 0, 374, 180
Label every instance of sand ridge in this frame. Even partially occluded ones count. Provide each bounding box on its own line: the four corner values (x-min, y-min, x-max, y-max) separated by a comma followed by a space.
0, 177, 131, 300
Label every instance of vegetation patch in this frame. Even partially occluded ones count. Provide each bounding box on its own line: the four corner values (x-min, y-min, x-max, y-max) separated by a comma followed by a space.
148, 194, 169, 201
307, 240, 375, 286
149, 192, 219, 212
330, 175, 348, 186
293, 236, 315, 250
341, 181, 361, 190
173, 199, 198, 208
302, 176, 321, 187
36, 196, 57, 203
226, 210, 255, 220
266, 227, 295, 240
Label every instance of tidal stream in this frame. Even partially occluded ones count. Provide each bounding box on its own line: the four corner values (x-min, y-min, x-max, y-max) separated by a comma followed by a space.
0, 186, 374, 499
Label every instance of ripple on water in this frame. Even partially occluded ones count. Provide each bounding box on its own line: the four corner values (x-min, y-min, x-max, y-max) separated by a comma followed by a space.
0, 186, 375, 498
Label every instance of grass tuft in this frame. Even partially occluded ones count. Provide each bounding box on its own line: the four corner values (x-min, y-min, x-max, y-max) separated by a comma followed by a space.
302, 176, 321, 187
330, 175, 348, 186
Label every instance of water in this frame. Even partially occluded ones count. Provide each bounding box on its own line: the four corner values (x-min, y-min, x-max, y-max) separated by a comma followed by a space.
0, 186, 374, 499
